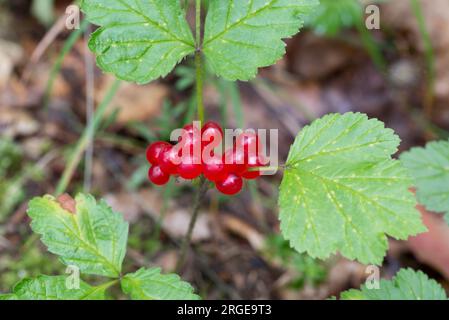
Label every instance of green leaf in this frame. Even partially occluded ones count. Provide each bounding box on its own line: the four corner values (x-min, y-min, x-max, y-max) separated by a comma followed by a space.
341, 268, 447, 300
203, 0, 319, 81
27, 193, 129, 278
306, 0, 363, 36
121, 268, 201, 300
3, 276, 107, 300
81, 0, 195, 84
279, 113, 426, 265
401, 139, 449, 221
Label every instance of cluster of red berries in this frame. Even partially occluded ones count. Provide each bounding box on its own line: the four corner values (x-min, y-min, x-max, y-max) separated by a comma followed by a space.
146, 121, 267, 195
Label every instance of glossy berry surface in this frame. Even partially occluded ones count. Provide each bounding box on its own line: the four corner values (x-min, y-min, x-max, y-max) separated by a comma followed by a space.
178, 155, 202, 180
146, 141, 171, 165
202, 121, 223, 146
159, 147, 179, 175
223, 149, 247, 175
148, 165, 170, 185
215, 173, 243, 195
145, 123, 267, 196
236, 132, 260, 156
203, 156, 228, 182
242, 154, 266, 179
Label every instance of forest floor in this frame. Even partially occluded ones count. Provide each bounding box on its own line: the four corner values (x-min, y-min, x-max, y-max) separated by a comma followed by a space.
1, 0, 449, 299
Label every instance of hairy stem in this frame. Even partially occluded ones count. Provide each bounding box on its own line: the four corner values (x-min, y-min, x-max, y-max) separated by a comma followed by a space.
176, 177, 208, 272
195, 0, 205, 123
176, 0, 207, 272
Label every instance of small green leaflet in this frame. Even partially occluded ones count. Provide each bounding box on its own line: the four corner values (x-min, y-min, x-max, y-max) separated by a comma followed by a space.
27, 193, 128, 278
306, 0, 363, 36
121, 268, 201, 300
203, 0, 319, 81
0, 276, 106, 300
279, 113, 426, 265
340, 268, 447, 300
401, 139, 449, 223
81, 0, 195, 84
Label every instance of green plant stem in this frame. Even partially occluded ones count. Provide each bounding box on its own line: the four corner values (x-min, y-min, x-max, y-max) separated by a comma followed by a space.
176, 177, 208, 272
195, 53, 205, 123
249, 166, 283, 172
90, 279, 119, 296
84, 24, 95, 193
195, 0, 201, 47
410, 0, 435, 117
195, 0, 205, 123
177, 0, 207, 272
55, 79, 121, 196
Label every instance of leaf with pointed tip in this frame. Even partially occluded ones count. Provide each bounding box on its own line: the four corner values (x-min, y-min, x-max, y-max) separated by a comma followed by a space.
81, 0, 195, 84
203, 0, 319, 81
121, 268, 201, 300
27, 193, 128, 278
279, 113, 426, 265
341, 268, 447, 300
401, 139, 449, 222
3, 276, 107, 300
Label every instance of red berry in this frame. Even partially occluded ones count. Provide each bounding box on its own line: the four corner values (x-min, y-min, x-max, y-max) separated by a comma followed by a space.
146, 141, 171, 165
215, 173, 243, 195
148, 165, 170, 185
223, 148, 247, 175
241, 154, 266, 180
236, 132, 260, 156
159, 147, 179, 175
178, 123, 202, 158
202, 121, 223, 144
178, 155, 202, 180
182, 123, 200, 136
179, 131, 201, 156
203, 155, 228, 182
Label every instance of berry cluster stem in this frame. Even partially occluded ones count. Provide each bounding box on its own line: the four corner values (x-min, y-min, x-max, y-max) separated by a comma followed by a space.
195, 0, 204, 123
176, 0, 206, 272
176, 177, 209, 272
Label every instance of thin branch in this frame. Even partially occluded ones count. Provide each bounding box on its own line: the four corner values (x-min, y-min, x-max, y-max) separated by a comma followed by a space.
55, 79, 121, 196
195, 0, 205, 123
176, 177, 208, 272
83, 24, 95, 192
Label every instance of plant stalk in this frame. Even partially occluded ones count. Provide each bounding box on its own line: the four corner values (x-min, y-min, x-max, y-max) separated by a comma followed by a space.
176, 0, 207, 272
55, 79, 121, 196
176, 177, 208, 272
195, 0, 205, 123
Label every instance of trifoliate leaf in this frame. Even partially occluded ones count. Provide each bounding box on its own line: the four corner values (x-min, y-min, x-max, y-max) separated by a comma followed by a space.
121, 268, 201, 300
341, 268, 447, 300
401, 140, 449, 221
306, 0, 363, 36
279, 113, 426, 265
2, 276, 107, 300
27, 194, 128, 278
203, 0, 319, 81
81, 0, 195, 84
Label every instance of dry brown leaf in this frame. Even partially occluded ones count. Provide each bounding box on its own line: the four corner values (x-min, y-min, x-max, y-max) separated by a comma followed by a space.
407, 205, 449, 281
98, 76, 169, 125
